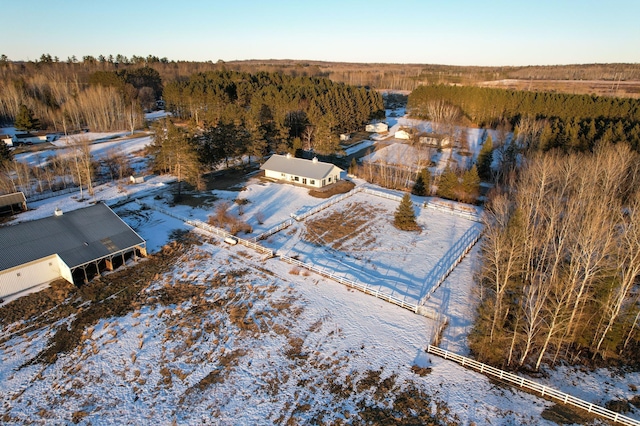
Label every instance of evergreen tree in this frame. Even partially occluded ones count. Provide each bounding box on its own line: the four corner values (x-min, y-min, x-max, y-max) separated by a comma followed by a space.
476, 135, 494, 181
0, 141, 13, 166
461, 166, 480, 203
394, 193, 418, 231
412, 167, 431, 196
436, 167, 458, 200
150, 118, 202, 201
348, 158, 357, 175
14, 104, 39, 131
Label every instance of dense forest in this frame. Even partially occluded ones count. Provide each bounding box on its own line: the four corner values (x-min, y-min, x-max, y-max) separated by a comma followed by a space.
408, 85, 640, 152
162, 70, 384, 155
472, 143, 640, 369
1, 56, 639, 134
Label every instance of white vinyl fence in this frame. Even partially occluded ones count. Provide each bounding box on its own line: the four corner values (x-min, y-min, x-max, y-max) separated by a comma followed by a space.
427, 345, 640, 426
137, 201, 273, 257
419, 226, 483, 306
291, 186, 364, 222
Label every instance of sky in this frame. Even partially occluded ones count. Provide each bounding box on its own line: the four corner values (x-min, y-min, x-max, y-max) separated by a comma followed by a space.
4, 0, 640, 66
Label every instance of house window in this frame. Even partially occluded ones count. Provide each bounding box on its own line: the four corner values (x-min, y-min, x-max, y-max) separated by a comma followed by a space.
310, 180, 315, 185
328, 177, 332, 183
322, 179, 326, 186
281, 173, 286, 177
294, 176, 299, 182
17, 272, 21, 277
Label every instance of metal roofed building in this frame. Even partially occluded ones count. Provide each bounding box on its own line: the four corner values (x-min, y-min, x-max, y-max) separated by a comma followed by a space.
260, 154, 344, 188
0, 192, 27, 215
0, 203, 146, 300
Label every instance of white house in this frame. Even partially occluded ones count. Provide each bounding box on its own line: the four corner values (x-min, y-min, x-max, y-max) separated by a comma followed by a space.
12, 132, 49, 145
394, 129, 411, 140
418, 133, 452, 148
260, 154, 344, 188
365, 122, 388, 133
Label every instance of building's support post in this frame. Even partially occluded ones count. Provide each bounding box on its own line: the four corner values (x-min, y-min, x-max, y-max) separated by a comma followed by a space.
82, 266, 88, 284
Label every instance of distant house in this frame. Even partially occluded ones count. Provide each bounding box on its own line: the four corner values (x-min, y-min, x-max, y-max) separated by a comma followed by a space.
365, 122, 388, 133
394, 129, 411, 140
260, 154, 344, 188
418, 133, 452, 148
0, 203, 146, 300
1, 134, 13, 147
0, 192, 27, 215
12, 132, 49, 145
129, 174, 145, 184
340, 133, 351, 141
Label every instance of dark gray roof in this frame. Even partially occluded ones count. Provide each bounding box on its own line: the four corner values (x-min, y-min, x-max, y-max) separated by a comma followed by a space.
260, 154, 343, 180
0, 192, 26, 208
0, 203, 145, 271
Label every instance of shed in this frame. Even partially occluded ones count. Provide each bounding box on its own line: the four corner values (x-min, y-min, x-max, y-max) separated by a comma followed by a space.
0, 192, 27, 215
260, 154, 344, 188
130, 174, 145, 184
395, 129, 411, 140
0, 203, 146, 300
1, 134, 13, 147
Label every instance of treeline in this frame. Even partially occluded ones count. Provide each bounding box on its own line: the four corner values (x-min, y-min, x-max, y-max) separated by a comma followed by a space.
408, 85, 640, 151
0, 64, 162, 132
471, 143, 640, 369
163, 70, 384, 155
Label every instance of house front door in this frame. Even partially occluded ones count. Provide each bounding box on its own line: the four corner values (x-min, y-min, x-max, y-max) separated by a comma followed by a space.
302, 178, 307, 185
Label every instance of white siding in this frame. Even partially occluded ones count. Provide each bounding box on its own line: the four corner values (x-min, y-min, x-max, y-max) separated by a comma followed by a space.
264, 169, 325, 188
0, 254, 72, 299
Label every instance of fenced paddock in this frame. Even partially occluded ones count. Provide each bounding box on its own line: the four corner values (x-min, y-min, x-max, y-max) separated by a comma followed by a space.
134, 184, 482, 324
427, 345, 640, 426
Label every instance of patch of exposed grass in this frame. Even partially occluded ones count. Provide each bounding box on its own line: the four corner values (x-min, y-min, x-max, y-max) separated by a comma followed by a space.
303, 202, 382, 250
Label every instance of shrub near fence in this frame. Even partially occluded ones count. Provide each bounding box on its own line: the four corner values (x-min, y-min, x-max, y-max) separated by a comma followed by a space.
427, 345, 640, 426
136, 201, 274, 257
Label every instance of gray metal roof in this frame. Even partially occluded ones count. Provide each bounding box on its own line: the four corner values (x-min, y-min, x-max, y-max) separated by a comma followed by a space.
0, 192, 26, 208
260, 154, 343, 180
0, 203, 145, 271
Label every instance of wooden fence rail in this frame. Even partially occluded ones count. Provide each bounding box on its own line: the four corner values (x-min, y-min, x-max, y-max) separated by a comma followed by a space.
426, 345, 640, 426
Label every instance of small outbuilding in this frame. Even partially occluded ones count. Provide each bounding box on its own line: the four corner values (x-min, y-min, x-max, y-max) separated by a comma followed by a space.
394, 129, 411, 140
260, 154, 343, 188
1, 134, 13, 147
0, 203, 146, 300
130, 174, 145, 184
0, 192, 27, 215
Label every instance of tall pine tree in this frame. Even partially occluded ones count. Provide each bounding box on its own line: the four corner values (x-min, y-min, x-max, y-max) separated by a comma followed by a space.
14, 104, 39, 131
394, 193, 418, 230
476, 135, 493, 181
412, 168, 431, 196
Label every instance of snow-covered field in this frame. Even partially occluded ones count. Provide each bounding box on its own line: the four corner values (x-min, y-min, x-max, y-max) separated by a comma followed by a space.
1, 116, 639, 424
